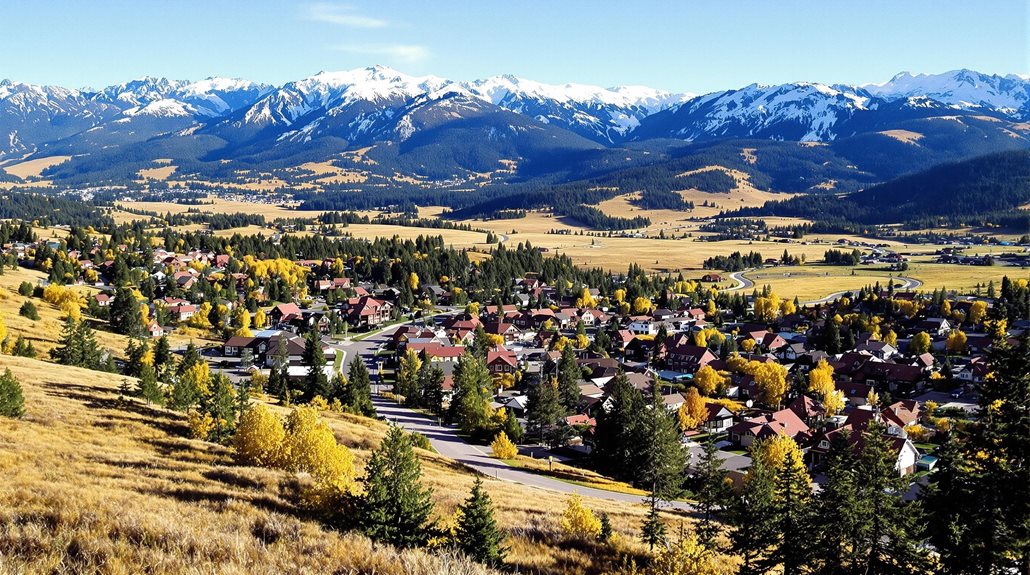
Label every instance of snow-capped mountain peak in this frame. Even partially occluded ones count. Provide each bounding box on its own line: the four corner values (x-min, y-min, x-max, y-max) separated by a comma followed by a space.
864, 69, 1030, 114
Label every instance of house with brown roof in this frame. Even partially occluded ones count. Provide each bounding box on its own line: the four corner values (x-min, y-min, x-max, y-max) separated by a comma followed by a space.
345, 296, 393, 328
727, 408, 810, 447
666, 344, 718, 373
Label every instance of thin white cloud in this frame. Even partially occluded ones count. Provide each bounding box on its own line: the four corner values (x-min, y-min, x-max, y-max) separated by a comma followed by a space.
305, 3, 388, 28
332, 44, 430, 63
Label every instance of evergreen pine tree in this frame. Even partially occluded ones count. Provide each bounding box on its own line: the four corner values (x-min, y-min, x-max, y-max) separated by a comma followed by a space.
764, 449, 814, 575
137, 363, 164, 405
454, 478, 506, 566
730, 455, 779, 575
526, 377, 568, 447
637, 381, 686, 497
640, 490, 667, 551
396, 348, 422, 406
345, 357, 375, 416
417, 361, 444, 415
152, 335, 172, 382
0, 368, 25, 418
301, 329, 329, 401
357, 426, 437, 548
926, 336, 1030, 575
448, 352, 492, 437
694, 435, 730, 546
177, 342, 201, 377
110, 286, 144, 337
856, 424, 929, 574
810, 430, 864, 575
556, 343, 582, 411
592, 369, 644, 482
597, 512, 614, 544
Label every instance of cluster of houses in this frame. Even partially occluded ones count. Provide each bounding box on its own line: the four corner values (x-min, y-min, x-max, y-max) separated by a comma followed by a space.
371, 276, 996, 479
10, 233, 994, 482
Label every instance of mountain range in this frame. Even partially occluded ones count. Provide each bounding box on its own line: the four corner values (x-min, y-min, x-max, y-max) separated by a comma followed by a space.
2, 66, 1029, 189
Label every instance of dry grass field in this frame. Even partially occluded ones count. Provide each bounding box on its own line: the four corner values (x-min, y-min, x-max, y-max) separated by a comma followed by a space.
0, 354, 675, 575
740, 260, 1029, 300
0, 267, 214, 358
137, 164, 178, 181
1, 155, 71, 180
338, 224, 490, 249
741, 266, 906, 301
117, 198, 325, 220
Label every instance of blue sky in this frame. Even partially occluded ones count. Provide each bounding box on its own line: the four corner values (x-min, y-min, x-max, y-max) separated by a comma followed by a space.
2, 0, 1027, 93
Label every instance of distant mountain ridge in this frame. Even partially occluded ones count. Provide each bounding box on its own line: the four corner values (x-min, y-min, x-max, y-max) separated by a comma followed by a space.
2, 67, 1029, 187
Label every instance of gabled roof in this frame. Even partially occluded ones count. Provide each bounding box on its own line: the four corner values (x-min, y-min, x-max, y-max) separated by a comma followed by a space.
486, 346, 517, 366
727, 408, 810, 440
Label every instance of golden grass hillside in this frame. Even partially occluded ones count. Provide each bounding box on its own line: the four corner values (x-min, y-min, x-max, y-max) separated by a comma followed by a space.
0, 354, 672, 575
0, 267, 212, 358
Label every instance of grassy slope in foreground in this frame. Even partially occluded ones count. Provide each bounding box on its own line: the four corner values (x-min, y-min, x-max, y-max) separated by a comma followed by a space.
0, 355, 659, 575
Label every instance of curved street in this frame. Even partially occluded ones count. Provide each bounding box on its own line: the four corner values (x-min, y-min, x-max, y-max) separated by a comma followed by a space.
341, 325, 692, 511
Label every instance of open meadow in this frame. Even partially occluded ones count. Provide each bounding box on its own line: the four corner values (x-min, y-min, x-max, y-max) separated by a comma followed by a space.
104, 194, 1030, 301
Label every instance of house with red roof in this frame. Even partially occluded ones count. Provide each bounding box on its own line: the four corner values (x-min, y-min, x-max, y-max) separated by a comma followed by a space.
727, 408, 810, 447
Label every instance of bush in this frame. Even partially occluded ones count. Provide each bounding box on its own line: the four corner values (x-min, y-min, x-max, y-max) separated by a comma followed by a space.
409, 431, 432, 451
559, 494, 601, 541
19, 300, 39, 320
17, 281, 33, 296
233, 404, 286, 467
0, 368, 25, 418
490, 431, 518, 460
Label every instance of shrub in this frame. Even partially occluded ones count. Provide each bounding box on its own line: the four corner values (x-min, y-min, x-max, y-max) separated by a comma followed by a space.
490, 431, 518, 460
559, 494, 601, 541
233, 404, 286, 467
280, 406, 356, 494
17, 281, 33, 296
409, 431, 432, 451
187, 411, 216, 440
0, 368, 25, 418
19, 300, 39, 320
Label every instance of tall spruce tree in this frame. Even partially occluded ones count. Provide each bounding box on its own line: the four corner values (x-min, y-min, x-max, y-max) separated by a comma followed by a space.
637, 381, 686, 497
926, 335, 1030, 575
152, 335, 172, 382
640, 490, 667, 551
592, 369, 644, 482
694, 435, 730, 546
136, 363, 164, 406
109, 286, 144, 337
730, 455, 779, 575
357, 426, 437, 548
856, 424, 929, 574
345, 357, 375, 416
417, 361, 445, 415
454, 478, 506, 566
448, 352, 492, 437
526, 377, 569, 447
764, 449, 814, 575
301, 329, 329, 401
810, 430, 865, 574
396, 348, 422, 406
557, 343, 582, 411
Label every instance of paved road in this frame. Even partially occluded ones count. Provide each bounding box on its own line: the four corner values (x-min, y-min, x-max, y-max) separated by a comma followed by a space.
800, 275, 922, 305
720, 269, 922, 305
722, 270, 754, 292
339, 322, 692, 511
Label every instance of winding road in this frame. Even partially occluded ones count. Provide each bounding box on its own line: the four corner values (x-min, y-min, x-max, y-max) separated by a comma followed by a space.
800, 275, 922, 305
720, 268, 922, 305
340, 324, 692, 511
